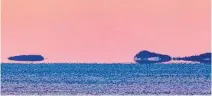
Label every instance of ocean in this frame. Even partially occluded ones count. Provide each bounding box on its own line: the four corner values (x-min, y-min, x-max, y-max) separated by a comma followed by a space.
1, 63, 211, 95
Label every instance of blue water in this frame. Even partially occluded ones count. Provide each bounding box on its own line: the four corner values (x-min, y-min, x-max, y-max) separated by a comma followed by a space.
1, 63, 211, 95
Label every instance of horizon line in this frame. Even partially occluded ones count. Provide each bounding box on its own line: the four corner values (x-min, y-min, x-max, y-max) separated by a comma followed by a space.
0, 61, 207, 64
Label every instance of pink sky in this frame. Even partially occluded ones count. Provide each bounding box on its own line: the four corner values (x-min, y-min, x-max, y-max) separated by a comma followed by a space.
2, 0, 211, 63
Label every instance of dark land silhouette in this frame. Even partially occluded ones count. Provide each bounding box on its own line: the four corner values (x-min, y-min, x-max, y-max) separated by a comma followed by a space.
8, 55, 44, 61
173, 53, 211, 64
7, 51, 211, 64
134, 50, 211, 64
134, 50, 172, 64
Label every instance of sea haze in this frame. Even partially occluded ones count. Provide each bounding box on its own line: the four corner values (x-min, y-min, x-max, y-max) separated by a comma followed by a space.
1, 63, 211, 95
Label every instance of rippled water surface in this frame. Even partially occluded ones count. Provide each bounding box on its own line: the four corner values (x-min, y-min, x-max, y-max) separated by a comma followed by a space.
1, 63, 211, 95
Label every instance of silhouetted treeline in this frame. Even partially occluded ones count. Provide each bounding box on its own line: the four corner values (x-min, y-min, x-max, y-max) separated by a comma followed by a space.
7, 51, 211, 64
173, 53, 211, 64
134, 50, 172, 64
8, 55, 44, 61
134, 50, 211, 64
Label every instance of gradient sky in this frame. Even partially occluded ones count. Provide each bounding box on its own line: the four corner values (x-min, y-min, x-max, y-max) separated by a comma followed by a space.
2, 0, 211, 63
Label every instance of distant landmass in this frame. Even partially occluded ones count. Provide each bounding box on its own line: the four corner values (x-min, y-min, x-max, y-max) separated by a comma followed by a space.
8, 55, 44, 61
173, 53, 211, 64
134, 50, 211, 64
7, 51, 211, 64
134, 50, 172, 64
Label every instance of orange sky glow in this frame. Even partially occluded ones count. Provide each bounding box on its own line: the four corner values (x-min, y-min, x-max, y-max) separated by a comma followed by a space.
2, 0, 211, 63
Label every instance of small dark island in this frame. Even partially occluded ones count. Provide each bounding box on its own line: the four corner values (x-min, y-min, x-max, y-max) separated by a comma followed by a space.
173, 53, 211, 64
8, 55, 44, 61
134, 50, 172, 64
